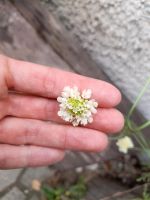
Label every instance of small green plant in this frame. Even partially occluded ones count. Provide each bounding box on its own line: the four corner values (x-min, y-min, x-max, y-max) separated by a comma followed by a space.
113, 77, 150, 199
42, 186, 64, 200
115, 77, 150, 157
41, 176, 87, 200
132, 185, 150, 200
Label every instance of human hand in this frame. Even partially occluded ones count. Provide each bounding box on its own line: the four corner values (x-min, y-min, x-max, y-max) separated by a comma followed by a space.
0, 55, 124, 169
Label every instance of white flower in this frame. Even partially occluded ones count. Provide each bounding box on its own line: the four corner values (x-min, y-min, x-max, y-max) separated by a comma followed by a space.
116, 136, 134, 154
32, 179, 41, 191
57, 86, 98, 126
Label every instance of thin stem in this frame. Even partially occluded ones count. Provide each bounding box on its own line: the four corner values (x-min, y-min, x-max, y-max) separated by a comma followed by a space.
131, 121, 150, 132
127, 77, 150, 119
133, 134, 147, 151
127, 119, 149, 148
136, 131, 149, 149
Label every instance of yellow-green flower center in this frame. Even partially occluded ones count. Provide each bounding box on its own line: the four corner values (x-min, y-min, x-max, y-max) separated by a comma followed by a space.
67, 97, 88, 116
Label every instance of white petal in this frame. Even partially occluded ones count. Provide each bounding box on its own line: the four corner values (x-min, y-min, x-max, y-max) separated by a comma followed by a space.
91, 107, 97, 114
57, 111, 63, 116
57, 97, 62, 102
60, 103, 66, 108
82, 89, 92, 99
73, 86, 78, 91
86, 100, 94, 107
93, 101, 98, 108
69, 87, 79, 98
64, 86, 71, 92
81, 118, 88, 125
67, 103, 73, 109
57, 97, 67, 103
88, 117, 93, 123
62, 91, 70, 98
70, 89, 74, 97
77, 117, 82, 123
64, 117, 71, 122
86, 103, 91, 109
86, 111, 92, 117
72, 120, 79, 126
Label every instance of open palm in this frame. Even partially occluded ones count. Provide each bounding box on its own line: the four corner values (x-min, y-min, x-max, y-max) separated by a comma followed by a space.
0, 55, 124, 169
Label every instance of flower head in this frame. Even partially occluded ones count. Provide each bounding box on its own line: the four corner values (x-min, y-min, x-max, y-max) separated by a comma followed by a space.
57, 86, 98, 126
116, 136, 134, 154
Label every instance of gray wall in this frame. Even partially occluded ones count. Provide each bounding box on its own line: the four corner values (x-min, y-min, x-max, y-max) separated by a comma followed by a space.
46, 0, 150, 119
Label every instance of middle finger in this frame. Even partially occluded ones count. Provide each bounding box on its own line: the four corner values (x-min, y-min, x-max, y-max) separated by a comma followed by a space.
6, 94, 124, 133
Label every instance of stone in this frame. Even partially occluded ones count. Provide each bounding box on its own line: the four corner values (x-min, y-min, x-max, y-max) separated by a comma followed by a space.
20, 167, 54, 188
44, 0, 150, 119
30, 195, 40, 200
1, 187, 25, 200
0, 169, 22, 192
0, 1, 71, 71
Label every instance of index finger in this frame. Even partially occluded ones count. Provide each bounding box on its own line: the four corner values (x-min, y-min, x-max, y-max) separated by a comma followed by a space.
2, 55, 121, 107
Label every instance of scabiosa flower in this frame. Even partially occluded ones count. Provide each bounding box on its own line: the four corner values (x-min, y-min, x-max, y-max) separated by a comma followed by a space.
116, 136, 134, 154
57, 86, 98, 126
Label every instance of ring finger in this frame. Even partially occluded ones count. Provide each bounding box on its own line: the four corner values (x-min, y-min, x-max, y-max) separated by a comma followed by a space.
0, 117, 108, 152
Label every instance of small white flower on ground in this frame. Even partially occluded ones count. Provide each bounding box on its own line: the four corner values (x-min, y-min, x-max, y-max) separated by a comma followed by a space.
116, 136, 134, 154
32, 179, 41, 191
57, 86, 98, 126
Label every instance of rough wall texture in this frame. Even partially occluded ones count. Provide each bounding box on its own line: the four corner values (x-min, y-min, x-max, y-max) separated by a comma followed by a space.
46, 0, 150, 119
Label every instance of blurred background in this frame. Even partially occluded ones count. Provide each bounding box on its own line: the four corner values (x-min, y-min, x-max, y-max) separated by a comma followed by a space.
44, 0, 150, 119
0, 0, 149, 200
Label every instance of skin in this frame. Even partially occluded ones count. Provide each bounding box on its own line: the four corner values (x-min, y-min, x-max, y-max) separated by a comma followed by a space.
0, 55, 124, 169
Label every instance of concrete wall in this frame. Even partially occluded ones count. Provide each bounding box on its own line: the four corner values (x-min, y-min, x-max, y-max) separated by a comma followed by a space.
46, 0, 150, 119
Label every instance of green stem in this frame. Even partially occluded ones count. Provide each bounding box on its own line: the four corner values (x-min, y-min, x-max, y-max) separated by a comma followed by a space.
113, 77, 150, 152
133, 134, 147, 151
127, 77, 150, 119
128, 121, 150, 132
126, 77, 150, 150
136, 131, 149, 149
127, 119, 149, 148
131, 121, 150, 132
127, 116, 150, 132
